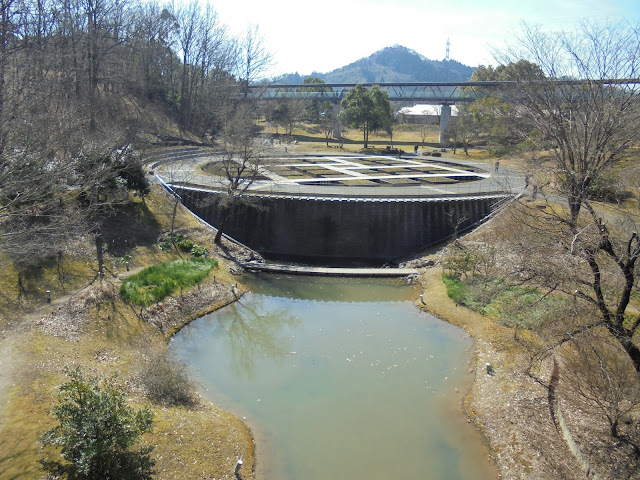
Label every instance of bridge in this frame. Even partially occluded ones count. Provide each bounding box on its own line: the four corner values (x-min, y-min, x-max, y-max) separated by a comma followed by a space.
244, 81, 494, 142
246, 82, 493, 104
244, 78, 640, 143
246, 78, 640, 104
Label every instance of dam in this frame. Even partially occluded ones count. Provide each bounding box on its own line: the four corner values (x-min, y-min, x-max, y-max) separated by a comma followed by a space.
155, 149, 518, 265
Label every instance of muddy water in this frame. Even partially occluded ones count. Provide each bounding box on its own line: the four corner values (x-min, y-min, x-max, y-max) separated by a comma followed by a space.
170, 275, 497, 480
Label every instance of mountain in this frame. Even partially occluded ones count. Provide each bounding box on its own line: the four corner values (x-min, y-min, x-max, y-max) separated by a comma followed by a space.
277, 45, 475, 84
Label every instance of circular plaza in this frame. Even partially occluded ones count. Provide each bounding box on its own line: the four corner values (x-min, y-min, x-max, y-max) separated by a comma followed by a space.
152, 148, 522, 265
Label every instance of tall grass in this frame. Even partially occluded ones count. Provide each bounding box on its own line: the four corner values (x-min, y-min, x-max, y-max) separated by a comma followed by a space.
120, 258, 217, 306
442, 273, 569, 329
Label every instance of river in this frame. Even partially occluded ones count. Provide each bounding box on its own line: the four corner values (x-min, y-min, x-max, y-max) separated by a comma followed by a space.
170, 275, 497, 479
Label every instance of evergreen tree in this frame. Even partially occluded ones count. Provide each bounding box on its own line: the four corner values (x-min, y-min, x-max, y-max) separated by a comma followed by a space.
40, 367, 155, 480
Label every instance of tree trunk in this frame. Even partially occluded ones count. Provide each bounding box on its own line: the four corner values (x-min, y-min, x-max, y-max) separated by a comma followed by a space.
214, 206, 230, 245
611, 418, 620, 439
170, 196, 179, 238
605, 321, 640, 373
0, 1, 9, 157
95, 234, 104, 278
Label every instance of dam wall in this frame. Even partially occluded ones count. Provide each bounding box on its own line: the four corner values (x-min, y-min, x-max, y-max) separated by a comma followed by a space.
174, 186, 502, 264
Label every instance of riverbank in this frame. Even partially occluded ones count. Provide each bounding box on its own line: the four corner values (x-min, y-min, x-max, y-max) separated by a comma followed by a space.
0, 186, 257, 479
418, 267, 584, 479
0, 265, 257, 479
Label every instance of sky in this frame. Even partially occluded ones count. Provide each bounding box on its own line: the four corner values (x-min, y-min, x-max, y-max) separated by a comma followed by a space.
209, 0, 640, 79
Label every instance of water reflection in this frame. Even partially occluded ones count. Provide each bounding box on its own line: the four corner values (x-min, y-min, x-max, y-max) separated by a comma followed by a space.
217, 296, 300, 378
172, 276, 498, 480
240, 274, 420, 302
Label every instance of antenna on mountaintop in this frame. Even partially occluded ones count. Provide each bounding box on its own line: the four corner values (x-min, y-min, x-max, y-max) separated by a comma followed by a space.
445, 38, 450, 61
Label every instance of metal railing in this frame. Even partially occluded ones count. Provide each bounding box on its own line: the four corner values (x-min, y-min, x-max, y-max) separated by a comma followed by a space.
166, 177, 520, 202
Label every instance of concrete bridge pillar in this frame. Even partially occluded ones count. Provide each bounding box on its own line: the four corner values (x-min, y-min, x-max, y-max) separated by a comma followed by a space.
438, 105, 452, 146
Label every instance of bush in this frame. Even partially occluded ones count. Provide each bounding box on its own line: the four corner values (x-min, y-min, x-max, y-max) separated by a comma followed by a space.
40, 367, 155, 480
176, 237, 194, 252
158, 237, 172, 251
442, 274, 467, 304
158, 234, 208, 257
140, 355, 196, 407
442, 274, 504, 314
189, 244, 208, 257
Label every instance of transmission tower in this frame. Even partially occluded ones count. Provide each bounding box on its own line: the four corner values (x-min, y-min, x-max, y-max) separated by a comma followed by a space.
445, 38, 450, 61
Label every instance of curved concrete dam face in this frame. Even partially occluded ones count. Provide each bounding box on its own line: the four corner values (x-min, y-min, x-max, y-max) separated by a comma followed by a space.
174, 186, 499, 265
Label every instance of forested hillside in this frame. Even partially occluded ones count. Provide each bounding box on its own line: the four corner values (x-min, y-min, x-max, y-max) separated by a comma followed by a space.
0, 0, 269, 284
279, 45, 475, 83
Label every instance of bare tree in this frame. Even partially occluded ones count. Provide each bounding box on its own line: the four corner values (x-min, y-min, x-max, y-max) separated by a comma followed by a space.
174, 2, 232, 131
493, 21, 640, 371
320, 105, 338, 147
561, 330, 640, 442
0, 150, 83, 295
450, 103, 476, 155
212, 102, 266, 245
235, 24, 273, 91
128, 2, 178, 101
623, 163, 640, 209
174, 1, 202, 129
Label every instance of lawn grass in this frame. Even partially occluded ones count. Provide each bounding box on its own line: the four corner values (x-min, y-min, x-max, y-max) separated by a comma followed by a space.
120, 257, 218, 306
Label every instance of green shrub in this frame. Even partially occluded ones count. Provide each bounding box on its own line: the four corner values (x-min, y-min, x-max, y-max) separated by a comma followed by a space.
158, 233, 208, 257
190, 245, 208, 257
176, 237, 194, 252
40, 367, 155, 480
172, 233, 186, 243
158, 237, 172, 251
442, 274, 467, 304
120, 258, 217, 306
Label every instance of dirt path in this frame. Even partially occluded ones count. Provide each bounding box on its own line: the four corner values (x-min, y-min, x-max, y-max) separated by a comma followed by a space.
0, 333, 20, 432
0, 266, 147, 431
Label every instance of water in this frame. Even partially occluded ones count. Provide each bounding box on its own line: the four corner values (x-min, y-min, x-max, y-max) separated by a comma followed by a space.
170, 275, 497, 480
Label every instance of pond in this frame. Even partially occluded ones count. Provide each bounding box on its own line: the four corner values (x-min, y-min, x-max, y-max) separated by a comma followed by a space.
170, 275, 497, 480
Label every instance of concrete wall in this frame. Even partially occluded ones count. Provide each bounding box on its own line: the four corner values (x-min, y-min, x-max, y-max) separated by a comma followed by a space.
175, 187, 497, 264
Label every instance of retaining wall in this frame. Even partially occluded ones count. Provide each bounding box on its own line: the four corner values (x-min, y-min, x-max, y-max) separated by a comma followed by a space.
174, 186, 502, 264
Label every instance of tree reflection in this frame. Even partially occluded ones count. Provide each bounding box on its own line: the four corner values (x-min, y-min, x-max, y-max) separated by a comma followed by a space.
216, 296, 300, 379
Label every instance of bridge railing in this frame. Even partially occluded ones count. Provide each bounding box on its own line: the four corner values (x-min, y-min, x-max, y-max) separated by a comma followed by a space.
166, 175, 524, 201
240, 83, 486, 103
238, 79, 640, 104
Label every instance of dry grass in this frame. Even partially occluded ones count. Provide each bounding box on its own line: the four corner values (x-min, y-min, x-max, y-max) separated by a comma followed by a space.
0, 184, 256, 480
259, 121, 442, 153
